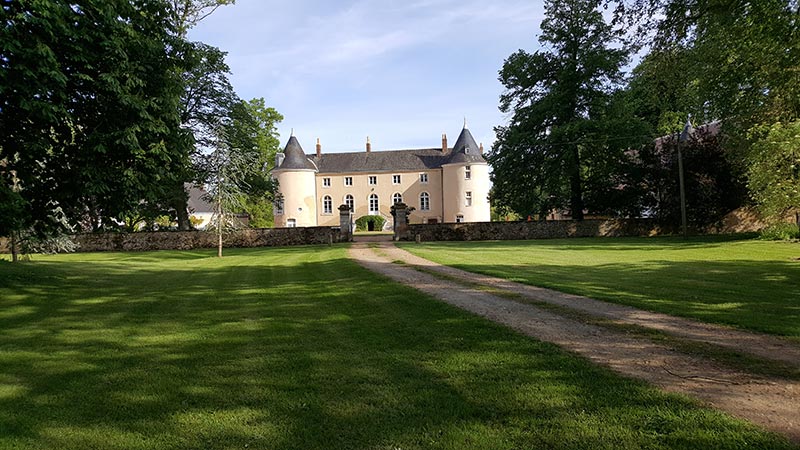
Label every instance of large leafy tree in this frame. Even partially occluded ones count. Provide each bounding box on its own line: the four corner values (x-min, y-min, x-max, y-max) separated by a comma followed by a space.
747, 121, 800, 225
167, 41, 237, 230
237, 98, 283, 228
0, 0, 189, 235
490, 0, 629, 220
619, 48, 752, 227
170, 0, 235, 37
622, 0, 799, 221
169, 43, 283, 230
671, 0, 799, 222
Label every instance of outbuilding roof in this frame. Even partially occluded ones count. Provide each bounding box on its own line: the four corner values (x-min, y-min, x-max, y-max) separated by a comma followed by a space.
186, 184, 214, 213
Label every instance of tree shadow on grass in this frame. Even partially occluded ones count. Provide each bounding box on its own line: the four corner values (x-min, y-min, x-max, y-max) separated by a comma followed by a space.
417, 234, 765, 252
0, 249, 795, 449
446, 257, 800, 338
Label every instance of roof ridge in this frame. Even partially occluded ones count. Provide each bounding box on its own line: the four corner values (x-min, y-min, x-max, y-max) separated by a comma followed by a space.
313, 147, 444, 156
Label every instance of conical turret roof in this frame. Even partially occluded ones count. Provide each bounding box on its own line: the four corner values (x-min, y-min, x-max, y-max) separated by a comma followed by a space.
447, 124, 486, 164
278, 136, 317, 170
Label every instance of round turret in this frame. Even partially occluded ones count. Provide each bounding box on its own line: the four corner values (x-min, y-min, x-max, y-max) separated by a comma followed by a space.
272, 136, 318, 227
441, 124, 491, 223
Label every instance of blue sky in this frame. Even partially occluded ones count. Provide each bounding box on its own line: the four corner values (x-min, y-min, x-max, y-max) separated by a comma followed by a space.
188, 0, 546, 154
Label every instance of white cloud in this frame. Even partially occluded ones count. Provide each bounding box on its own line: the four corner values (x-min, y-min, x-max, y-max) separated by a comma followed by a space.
189, 0, 546, 151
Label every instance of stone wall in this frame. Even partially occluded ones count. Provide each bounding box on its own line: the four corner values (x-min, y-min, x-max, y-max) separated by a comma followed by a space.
708, 206, 796, 234
400, 219, 675, 242
0, 227, 344, 254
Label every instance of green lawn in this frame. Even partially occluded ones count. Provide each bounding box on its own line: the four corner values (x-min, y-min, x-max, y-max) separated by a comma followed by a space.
399, 235, 800, 339
0, 246, 795, 449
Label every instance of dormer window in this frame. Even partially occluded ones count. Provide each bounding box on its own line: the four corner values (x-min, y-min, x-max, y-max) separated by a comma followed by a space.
465, 146, 471, 155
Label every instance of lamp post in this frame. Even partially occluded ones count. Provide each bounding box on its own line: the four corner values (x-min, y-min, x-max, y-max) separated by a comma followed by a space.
677, 116, 694, 239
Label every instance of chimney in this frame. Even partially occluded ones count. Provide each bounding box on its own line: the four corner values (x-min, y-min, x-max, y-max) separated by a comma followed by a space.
479, 142, 484, 154
316, 137, 321, 157
442, 133, 448, 153
366, 136, 371, 153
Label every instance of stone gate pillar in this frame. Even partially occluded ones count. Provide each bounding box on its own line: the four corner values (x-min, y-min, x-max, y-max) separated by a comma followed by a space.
391, 202, 409, 241
339, 204, 353, 242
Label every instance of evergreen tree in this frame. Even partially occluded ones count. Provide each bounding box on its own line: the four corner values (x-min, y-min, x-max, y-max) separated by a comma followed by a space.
203, 120, 260, 257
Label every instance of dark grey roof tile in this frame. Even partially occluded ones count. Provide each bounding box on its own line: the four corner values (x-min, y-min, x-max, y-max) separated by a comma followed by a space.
311, 148, 449, 173
278, 136, 317, 170
447, 126, 487, 164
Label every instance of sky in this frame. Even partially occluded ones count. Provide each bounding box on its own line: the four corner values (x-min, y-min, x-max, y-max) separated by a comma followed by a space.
188, 0, 547, 154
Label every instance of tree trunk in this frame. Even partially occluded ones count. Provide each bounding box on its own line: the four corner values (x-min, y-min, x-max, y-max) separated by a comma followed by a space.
795, 211, 799, 227
168, 181, 193, 231
10, 231, 18, 263
217, 201, 223, 258
176, 196, 192, 231
568, 144, 584, 221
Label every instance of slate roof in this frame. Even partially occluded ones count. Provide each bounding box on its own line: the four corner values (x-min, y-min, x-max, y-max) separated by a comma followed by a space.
447, 126, 487, 164
310, 148, 450, 174
276, 126, 486, 174
186, 185, 214, 213
277, 136, 317, 170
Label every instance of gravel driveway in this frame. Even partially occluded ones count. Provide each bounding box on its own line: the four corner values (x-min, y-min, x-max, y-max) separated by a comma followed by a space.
349, 241, 800, 443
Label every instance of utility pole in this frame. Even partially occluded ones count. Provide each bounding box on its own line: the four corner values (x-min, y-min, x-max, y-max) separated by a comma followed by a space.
678, 116, 694, 239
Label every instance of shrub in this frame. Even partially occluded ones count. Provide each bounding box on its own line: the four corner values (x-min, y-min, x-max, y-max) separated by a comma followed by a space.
759, 223, 800, 240
355, 215, 386, 232
19, 232, 79, 254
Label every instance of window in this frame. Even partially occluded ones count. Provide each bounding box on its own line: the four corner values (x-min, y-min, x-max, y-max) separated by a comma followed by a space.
344, 176, 353, 186
274, 195, 284, 214
368, 175, 377, 185
465, 191, 472, 207
419, 173, 428, 183
322, 177, 331, 187
322, 195, 332, 214
420, 192, 430, 211
392, 192, 403, 205
345, 194, 354, 211
465, 165, 471, 180
392, 174, 401, 184
456, 215, 464, 223
369, 194, 379, 214
286, 219, 296, 228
